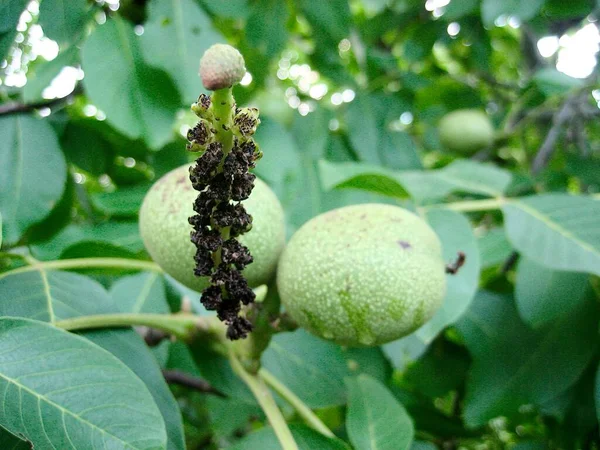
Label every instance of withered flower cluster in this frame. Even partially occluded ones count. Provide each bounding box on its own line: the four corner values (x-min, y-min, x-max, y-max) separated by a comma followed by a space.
187, 93, 261, 340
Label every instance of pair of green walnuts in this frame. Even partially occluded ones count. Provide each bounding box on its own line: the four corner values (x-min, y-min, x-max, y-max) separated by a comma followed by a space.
140, 165, 447, 346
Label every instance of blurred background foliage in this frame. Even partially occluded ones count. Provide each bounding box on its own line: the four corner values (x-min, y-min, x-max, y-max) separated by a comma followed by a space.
1, 0, 600, 449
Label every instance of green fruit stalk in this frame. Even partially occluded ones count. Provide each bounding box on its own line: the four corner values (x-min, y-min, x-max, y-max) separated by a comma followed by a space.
438, 109, 494, 154
277, 204, 447, 346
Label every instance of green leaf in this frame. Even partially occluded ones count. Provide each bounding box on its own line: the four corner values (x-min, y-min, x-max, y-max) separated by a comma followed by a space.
298, 0, 351, 42
31, 221, 142, 260
23, 46, 80, 102
261, 329, 390, 408
247, 0, 289, 59
84, 329, 185, 450
0, 212, 2, 249
478, 228, 513, 269
82, 17, 181, 149
403, 210, 480, 347
515, 257, 589, 328
430, 160, 512, 198
319, 160, 411, 199
0, 0, 28, 62
38, 0, 90, 46
0, 270, 118, 322
61, 119, 113, 175
110, 272, 170, 314
502, 194, 600, 276
229, 424, 350, 450
595, 363, 600, 426
0, 427, 31, 449
140, 0, 222, 104
481, 0, 544, 26
346, 375, 414, 450
91, 184, 152, 217
443, 0, 479, 20
533, 68, 583, 96
0, 114, 67, 245
456, 291, 599, 427
0, 317, 167, 449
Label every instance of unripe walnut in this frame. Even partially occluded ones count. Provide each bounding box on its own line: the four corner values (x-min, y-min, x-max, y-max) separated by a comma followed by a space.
277, 204, 446, 347
438, 109, 494, 155
139, 164, 285, 292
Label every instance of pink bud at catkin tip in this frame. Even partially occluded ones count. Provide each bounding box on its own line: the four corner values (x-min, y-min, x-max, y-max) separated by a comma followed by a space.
199, 44, 246, 91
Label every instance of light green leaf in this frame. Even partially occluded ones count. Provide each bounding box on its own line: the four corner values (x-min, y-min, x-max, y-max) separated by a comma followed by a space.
456, 291, 599, 427
344, 93, 381, 164
140, 0, 221, 104
533, 68, 583, 96
503, 194, 600, 276
319, 160, 410, 199
0, 270, 118, 322
261, 329, 390, 408
0, 317, 167, 449
23, 46, 80, 102
38, 0, 90, 46
31, 221, 142, 260
298, 0, 351, 42
247, 0, 289, 59
478, 228, 513, 269
443, 0, 479, 20
110, 272, 170, 314
515, 256, 589, 328
229, 424, 350, 450
431, 159, 512, 198
0, 114, 67, 245
415, 209, 480, 343
85, 329, 185, 450
0, 212, 2, 248
82, 17, 181, 149
346, 375, 414, 450
481, 0, 544, 26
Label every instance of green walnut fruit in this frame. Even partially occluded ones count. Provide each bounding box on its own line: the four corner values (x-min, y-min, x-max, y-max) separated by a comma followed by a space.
140, 164, 285, 292
277, 204, 446, 346
438, 109, 494, 154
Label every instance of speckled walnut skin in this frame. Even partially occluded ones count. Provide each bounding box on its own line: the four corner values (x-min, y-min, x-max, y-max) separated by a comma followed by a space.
277, 204, 446, 347
139, 164, 286, 294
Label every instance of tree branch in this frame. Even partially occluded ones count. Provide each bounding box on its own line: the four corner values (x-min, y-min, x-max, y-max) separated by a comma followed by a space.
161, 370, 226, 397
0, 85, 82, 116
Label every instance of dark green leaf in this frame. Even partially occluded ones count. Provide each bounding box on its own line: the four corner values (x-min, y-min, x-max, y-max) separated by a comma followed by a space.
38, 0, 90, 46
247, 0, 289, 59
502, 194, 600, 276
346, 375, 414, 450
82, 17, 181, 149
0, 0, 28, 61
229, 424, 350, 450
0, 317, 167, 449
298, 0, 351, 42
0, 115, 67, 245
91, 184, 152, 217
515, 256, 589, 328
61, 120, 113, 174
443, 0, 479, 20
456, 291, 599, 427
141, 0, 222, 104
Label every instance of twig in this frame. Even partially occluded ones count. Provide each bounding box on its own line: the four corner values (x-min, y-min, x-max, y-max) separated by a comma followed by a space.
162, 370, 226, 397
500, 251, 519, 274
532, 95, 580, 175
445, 252, 466, 275
0, 85, 82, 116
